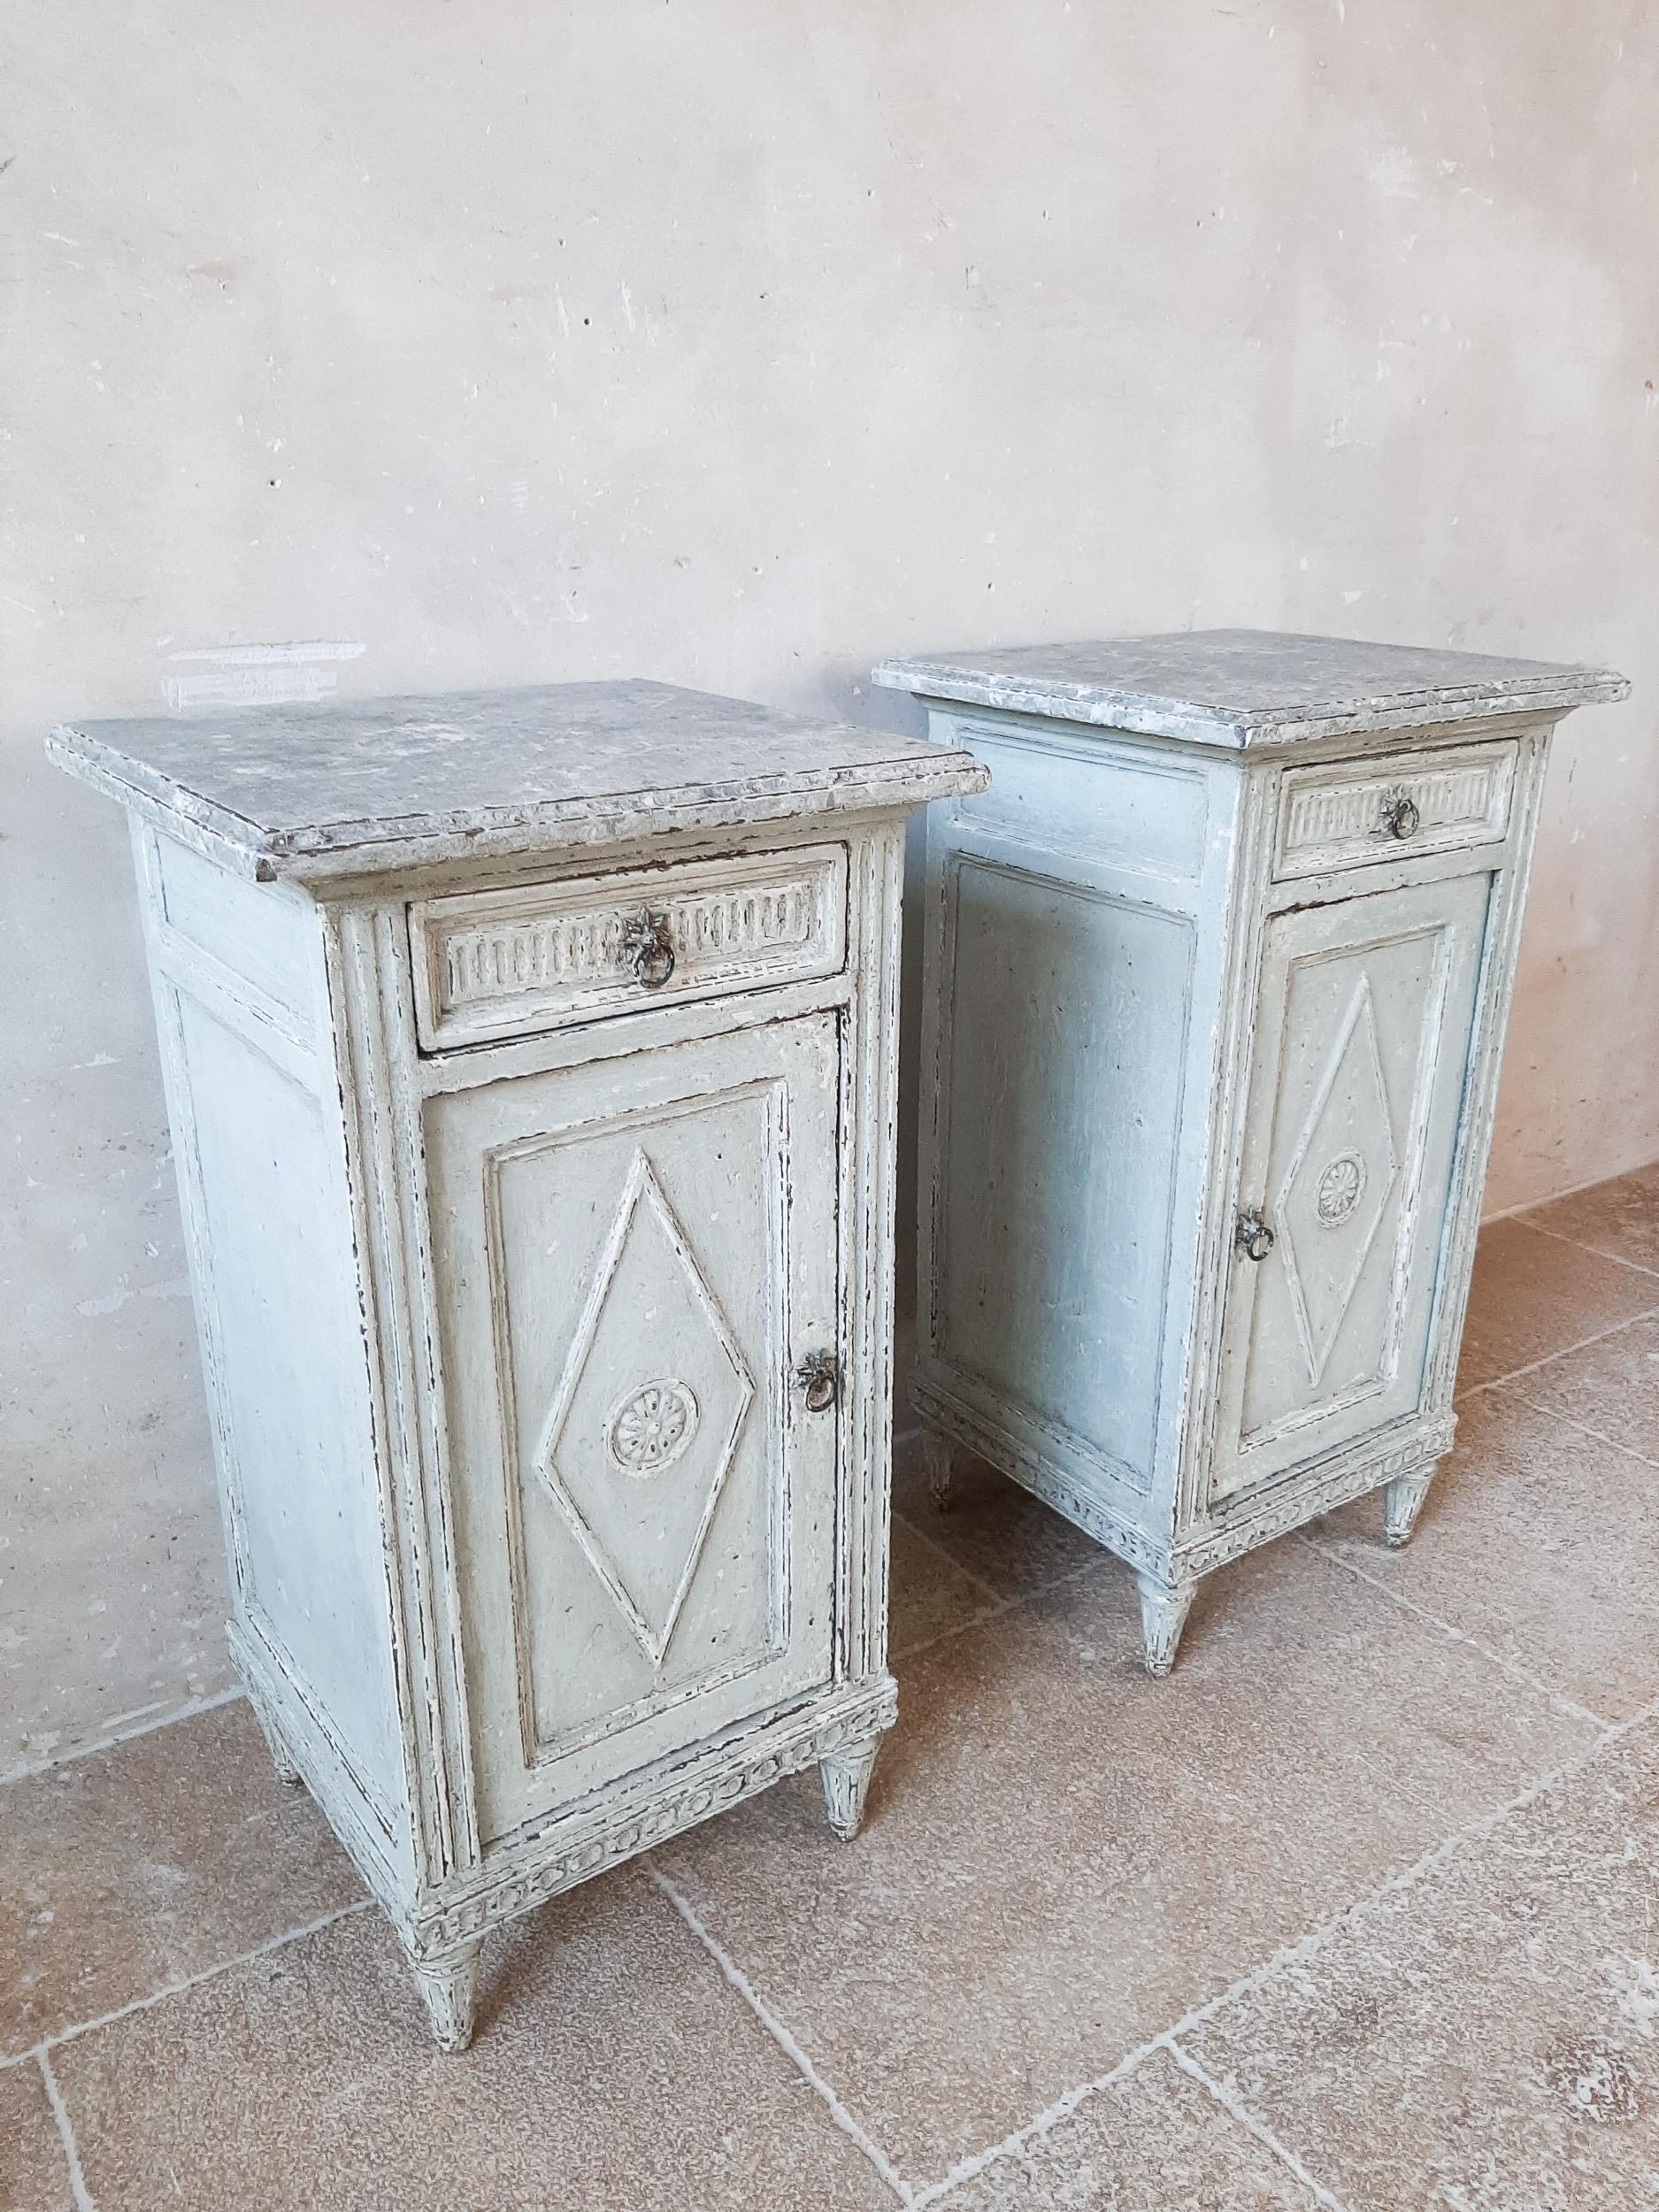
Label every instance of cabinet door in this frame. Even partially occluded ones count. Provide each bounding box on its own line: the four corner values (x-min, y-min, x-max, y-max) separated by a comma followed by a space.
426, 1014, 841, 1848
1209, 871, 1492, 1504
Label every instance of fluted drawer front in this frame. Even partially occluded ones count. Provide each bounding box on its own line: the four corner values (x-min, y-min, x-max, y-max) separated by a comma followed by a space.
1274, 740, 1516, 879
411, 844, 848, 1049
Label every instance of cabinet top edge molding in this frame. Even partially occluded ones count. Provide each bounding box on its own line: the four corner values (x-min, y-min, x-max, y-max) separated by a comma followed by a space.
872, 628, 1629, 751
46, 677, 987, 884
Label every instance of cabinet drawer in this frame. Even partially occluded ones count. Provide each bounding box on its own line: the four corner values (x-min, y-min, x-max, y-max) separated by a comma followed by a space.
1274, 740, 1516, 880
411, 845, 848, 1050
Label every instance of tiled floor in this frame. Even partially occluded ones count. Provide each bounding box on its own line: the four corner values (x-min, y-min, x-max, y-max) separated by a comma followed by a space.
5, 1170, 1659, 2210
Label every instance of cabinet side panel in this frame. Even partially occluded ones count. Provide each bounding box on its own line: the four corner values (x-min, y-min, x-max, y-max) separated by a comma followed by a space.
930, 851, 1193, 1490
134, 833, 404, 1837
169, 999, 402, 1811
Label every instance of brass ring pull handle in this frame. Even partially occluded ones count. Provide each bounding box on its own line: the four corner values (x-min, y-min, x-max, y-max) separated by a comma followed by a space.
795, 1350, 839, 1413
621, 910, 677, 989
1381, 794, 1421, 841
1235, 1208, 1275, 1263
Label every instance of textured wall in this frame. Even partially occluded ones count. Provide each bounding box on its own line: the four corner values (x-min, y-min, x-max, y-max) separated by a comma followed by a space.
3, 0, 1654, 1770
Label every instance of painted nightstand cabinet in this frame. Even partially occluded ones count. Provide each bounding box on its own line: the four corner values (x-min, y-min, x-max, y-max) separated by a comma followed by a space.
873, 633, 1627, 1675
49, 681, 983, 2047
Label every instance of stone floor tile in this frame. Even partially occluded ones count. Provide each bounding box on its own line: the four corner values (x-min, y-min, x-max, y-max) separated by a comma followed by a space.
50, 1863, 892, 2212
889, 1514, 996, 1661
1513, 1310, 1659, 1468
1456, 1218, 1659, 1389
1320, 1386, 1659, 1722
933, 2046, 1324, 2209
891, 1432, 1103, 1600
0, 1698, 360, 2055
1525, 1161, 1659, 1278
0, 2062, 76, 2212
1181, 1717, 1659, 2212
652, 1540, 1594, 2187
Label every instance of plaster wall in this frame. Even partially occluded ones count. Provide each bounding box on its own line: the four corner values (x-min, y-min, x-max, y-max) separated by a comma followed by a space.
4, 0, 1655, 1771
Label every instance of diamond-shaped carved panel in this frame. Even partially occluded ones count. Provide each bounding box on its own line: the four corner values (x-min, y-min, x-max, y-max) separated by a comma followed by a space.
534, 1150, 754, 1669
1276, 976, 1399, 1386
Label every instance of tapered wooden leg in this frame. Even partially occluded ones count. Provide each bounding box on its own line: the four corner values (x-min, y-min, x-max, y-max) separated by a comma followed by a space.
244, 1679, 302, 1786
1382, 1467, 1436, 1548
411, 1938, 484, 2054
1136, 1574, 1195, 1678
921, 1429, 956, 1513
820, 1740, 880, 1840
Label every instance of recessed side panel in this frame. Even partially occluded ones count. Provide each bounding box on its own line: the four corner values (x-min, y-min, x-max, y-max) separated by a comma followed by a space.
928, 855, 1193, 1491
1210, 870, 1493, 1502
428, 1016, 840, 1849
165, 992, 403, 1823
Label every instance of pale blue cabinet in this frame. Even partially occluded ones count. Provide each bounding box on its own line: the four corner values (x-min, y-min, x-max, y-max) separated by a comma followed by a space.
876, 633, 1626, 1672
49, 680, 984, 2045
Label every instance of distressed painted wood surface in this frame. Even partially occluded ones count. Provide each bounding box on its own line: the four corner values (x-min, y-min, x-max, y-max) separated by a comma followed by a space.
46, 678, 979, 880
892, 632, 1626, 1676
51, 680, 985, 2049
873, 628, 1628, 749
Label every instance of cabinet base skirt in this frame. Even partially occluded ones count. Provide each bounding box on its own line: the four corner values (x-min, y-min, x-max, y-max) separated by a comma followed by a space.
913, 1374, 1455, 1655
404, 1674, 897, 1962
234, 1607, 895, 2047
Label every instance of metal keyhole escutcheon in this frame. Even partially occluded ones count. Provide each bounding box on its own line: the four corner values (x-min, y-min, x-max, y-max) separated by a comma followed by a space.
622, 909, 677, 989
795, 1350, 839, 1413
1235, 1208, 1276, 1263
1382, 793, 1421, 841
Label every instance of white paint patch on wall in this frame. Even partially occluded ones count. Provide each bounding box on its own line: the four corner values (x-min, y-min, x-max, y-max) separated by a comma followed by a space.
163, 641, 366, 712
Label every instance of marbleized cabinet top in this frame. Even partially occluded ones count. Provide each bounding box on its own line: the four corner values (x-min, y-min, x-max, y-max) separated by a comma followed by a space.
46, 679, 985, 882
872, 629, 1628, 749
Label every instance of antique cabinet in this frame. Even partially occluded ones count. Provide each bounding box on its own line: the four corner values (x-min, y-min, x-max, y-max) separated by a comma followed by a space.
873, 633, 1626, 1675
49, 681, 983, 2047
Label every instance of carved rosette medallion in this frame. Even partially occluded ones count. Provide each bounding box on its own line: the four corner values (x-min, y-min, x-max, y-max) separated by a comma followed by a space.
1314, 1150, 1366, 1228
606, 1379, 699, 1475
